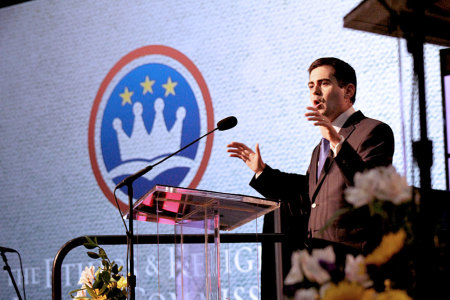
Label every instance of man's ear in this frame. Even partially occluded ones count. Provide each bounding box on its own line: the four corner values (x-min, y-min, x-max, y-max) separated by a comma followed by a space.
344, 84, 355, 100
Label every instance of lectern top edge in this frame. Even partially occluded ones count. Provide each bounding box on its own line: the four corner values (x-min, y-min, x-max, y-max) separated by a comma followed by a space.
124, 185, 280, 231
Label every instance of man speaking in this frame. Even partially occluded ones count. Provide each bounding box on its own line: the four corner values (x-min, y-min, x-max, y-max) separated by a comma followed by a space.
227, 57, 394, 298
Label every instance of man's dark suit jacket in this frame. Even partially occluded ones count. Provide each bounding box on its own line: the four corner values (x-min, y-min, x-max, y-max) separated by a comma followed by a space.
250, 111, 394, 298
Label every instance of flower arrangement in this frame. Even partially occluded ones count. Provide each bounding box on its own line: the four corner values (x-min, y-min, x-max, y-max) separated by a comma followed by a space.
69, 237, 127, 300
284, 166, 418, 300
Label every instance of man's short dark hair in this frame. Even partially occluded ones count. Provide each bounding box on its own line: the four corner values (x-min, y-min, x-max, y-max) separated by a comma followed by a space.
308, 57, 357, 104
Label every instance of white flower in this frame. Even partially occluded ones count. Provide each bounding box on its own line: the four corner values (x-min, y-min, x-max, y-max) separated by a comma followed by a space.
294, 287, 319, 300
75, 289, 87, 298
302, 255, 330, 284
373, 165, 411, 205
78, 266, 95, 288
345, 254, 373, 287
286, 246, 336, 287
301, 246, 335, 285
311, 246, 335, 264
345, 166, 412, 207
285, 250, 304, 285
345, 172, 376, 207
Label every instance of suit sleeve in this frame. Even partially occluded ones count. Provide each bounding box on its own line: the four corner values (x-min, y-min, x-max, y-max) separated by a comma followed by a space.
249, 164, 310, 218
334, 122, 394, 185
250, 165, 308, 202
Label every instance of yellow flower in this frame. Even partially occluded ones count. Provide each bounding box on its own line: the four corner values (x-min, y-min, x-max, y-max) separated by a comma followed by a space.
365, 230, 406, 266
92, 289, 107, 300
377, 289, 412, 300
107, 281, 117, 289
117, 276, 127, 290
361, 289, 376, 300
322, 281, 372, 300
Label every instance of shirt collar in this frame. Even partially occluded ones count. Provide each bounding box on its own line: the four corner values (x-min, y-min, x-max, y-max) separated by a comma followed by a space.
332, 106, 356, 133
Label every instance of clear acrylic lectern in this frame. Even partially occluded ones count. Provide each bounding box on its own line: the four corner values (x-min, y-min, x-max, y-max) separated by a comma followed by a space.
127, 185, 280, 300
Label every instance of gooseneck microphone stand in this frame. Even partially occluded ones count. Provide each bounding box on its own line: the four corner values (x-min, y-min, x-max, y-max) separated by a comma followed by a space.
1, 249, 23, 300
115, 116, 237, 300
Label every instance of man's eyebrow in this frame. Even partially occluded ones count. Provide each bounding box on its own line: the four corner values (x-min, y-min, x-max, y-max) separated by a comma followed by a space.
308, 78, 332, 85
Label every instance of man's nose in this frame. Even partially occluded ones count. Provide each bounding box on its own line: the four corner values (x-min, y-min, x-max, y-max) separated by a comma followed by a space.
313, 85, 321, 95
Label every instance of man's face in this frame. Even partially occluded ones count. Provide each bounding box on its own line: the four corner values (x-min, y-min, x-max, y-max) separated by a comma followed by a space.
308, 65, 351, 122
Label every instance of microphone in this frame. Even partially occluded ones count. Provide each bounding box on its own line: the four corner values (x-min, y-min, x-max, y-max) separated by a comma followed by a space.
0, 246, 17, 253
116, 116, 238, 189
217, 116, 237, 131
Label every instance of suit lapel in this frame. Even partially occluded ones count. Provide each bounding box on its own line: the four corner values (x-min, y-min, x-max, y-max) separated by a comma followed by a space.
336, 110, 364, 141
311, 143, 320, 183
309, 111, 365, 202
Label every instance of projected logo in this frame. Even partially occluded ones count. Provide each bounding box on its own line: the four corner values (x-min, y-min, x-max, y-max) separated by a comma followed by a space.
89, 46, 214, 210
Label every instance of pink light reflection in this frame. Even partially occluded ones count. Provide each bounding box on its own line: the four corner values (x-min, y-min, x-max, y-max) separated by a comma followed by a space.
162, 192, 181, 213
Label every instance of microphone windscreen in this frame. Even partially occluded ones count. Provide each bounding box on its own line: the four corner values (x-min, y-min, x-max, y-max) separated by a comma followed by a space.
217, 116, 238, 131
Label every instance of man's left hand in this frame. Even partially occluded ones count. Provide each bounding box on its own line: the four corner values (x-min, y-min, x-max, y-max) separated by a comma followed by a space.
305, 106, 341, 147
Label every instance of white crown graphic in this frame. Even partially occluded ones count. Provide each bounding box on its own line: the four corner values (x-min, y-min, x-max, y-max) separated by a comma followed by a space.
112, 98, 186, 162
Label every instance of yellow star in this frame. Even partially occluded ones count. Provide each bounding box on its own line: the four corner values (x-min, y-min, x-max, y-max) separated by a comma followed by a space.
162, 77, 177, 97
120, 87, 133, 106
140, 76, 155, 95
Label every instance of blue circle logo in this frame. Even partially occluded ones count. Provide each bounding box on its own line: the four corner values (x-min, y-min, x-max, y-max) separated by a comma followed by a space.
89, 46, 214, 210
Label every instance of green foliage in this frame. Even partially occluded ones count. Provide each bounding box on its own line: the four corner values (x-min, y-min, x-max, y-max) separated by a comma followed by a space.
69, 237, 127, 299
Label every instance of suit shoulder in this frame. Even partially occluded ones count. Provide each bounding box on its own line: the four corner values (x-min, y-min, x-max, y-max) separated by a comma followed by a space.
347, 117, 394, 144
358, 117, 392, 131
